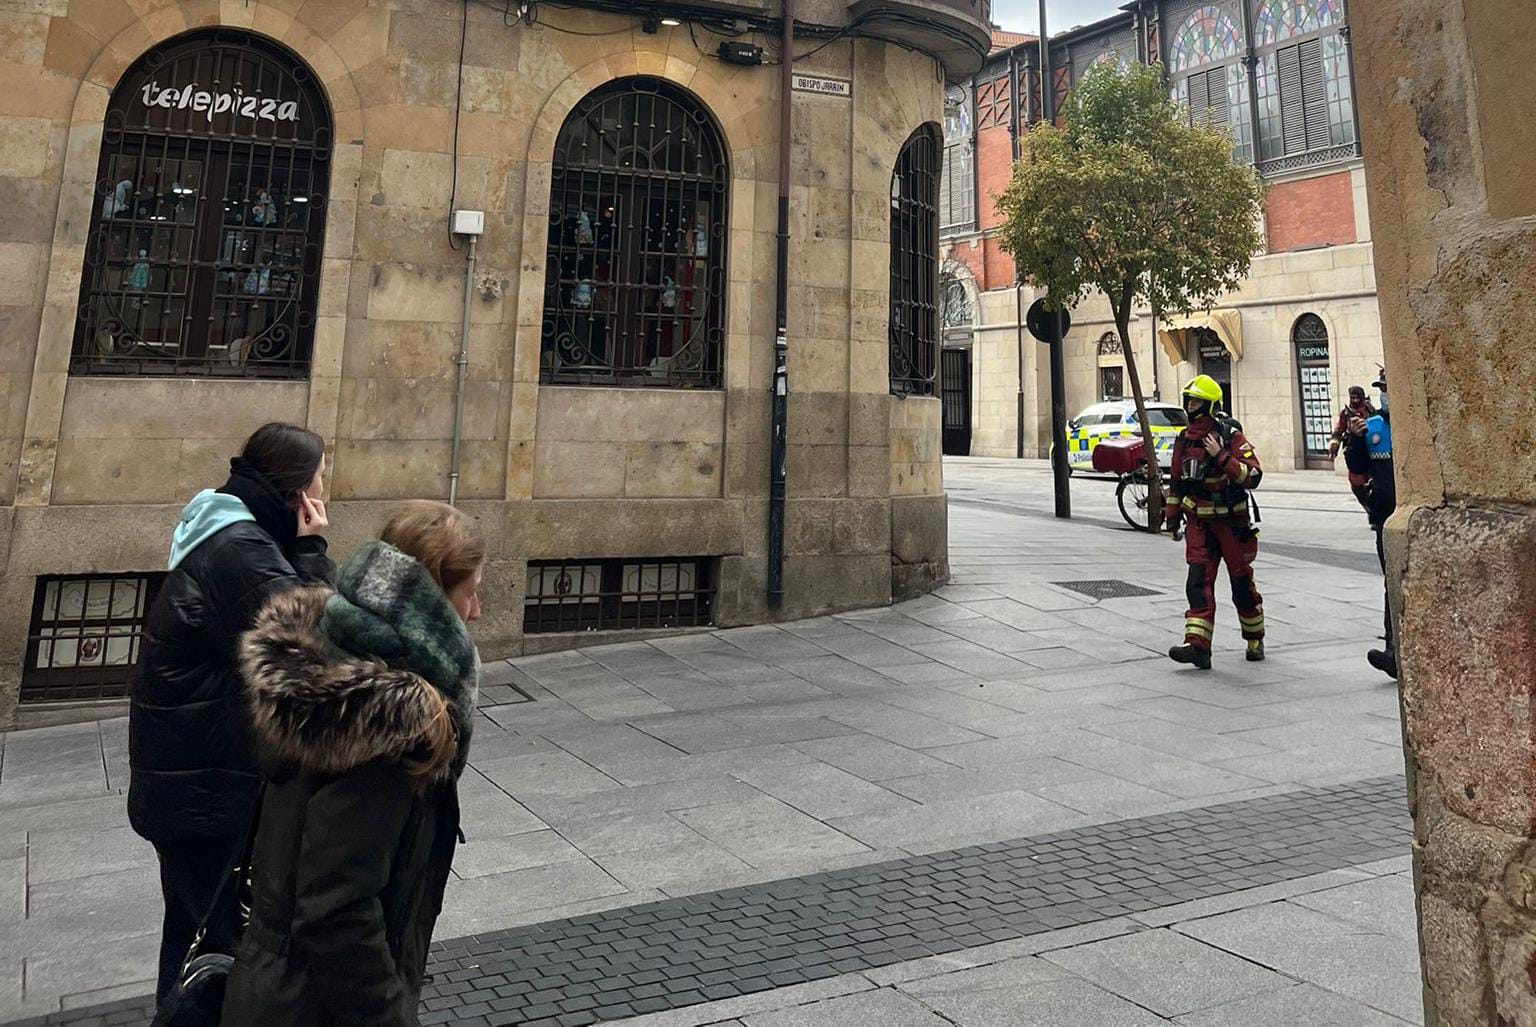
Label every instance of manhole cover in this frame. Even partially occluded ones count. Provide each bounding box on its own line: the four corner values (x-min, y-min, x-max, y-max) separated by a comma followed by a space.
1052, 579, 1161, 600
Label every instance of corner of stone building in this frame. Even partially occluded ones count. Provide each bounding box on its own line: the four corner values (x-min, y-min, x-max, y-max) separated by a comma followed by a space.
890, 491, 949, 601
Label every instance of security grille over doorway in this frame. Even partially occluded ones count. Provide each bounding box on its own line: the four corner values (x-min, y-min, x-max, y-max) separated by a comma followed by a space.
541, 77, 729, 389
71, 30, 332, 378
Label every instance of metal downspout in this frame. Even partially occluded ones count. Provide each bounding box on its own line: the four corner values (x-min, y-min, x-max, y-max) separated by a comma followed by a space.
766, 0, 793, 607
448, 234, 476, 505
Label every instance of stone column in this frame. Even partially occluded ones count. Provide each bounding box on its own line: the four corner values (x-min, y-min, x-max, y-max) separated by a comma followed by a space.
1351, 2, 1536, 1023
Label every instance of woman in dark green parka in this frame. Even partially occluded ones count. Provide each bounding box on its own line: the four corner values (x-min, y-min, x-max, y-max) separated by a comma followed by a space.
222, 501, 483, 1026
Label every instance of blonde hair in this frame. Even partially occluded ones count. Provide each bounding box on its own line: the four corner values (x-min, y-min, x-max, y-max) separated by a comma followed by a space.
378, 500, 485, 779
379, 501, 486, 593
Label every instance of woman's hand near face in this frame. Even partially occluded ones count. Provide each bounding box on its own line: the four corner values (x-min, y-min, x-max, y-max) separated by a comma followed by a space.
297, 494, 329, 537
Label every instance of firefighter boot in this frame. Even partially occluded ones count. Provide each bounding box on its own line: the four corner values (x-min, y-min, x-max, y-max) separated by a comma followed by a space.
1246, 640, 1265, 662
1168, 644, 1212, 670
1367, 648, 1398, 679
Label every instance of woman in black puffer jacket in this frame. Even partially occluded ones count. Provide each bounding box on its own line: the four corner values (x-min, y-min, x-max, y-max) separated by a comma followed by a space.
130, 422, 336, 1002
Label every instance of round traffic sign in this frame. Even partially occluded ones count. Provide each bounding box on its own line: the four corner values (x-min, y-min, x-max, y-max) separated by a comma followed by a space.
1026, 298, 1071, 344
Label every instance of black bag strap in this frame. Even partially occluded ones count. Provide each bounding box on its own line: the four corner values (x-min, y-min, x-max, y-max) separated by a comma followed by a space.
181, 783, 265, 972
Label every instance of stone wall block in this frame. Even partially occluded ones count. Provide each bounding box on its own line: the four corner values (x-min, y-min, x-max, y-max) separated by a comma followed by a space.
536, 387, 725, 444
622, 441, 723, 499
532, 440, 624, 498
1401, 504, 1536, 835
503, 498, 741, 561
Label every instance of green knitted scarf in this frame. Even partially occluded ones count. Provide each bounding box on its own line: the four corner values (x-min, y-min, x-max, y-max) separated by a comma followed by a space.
320, 541, 479, 770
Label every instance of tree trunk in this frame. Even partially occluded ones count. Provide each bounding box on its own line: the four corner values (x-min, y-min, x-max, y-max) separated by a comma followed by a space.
1114, 290, 1164, 531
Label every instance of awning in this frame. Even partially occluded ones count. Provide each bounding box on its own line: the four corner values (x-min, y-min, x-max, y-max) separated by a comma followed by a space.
1157, 309, 1244, 365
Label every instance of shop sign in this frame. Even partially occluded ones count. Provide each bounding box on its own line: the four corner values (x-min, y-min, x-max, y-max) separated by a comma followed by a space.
1297, 344, 1329, 361
139, 79, 299, 124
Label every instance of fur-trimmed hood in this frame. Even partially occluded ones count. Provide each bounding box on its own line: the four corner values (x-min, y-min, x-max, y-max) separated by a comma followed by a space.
242, 587, 459, 778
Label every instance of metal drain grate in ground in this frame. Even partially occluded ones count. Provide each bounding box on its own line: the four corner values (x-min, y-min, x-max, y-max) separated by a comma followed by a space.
477, 662, 538, 707
1052, 579, 1161, 600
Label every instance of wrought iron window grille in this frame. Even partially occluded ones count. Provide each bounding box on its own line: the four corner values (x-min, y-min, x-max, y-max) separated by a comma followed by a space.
23, 573, 165, 704
889, 125, 941, 398
524, 557, 716, 634
71, 30, 332, 379
541, 77, 729, 390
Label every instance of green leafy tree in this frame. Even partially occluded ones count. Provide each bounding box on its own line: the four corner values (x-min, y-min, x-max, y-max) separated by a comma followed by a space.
996, 60, 1264, 527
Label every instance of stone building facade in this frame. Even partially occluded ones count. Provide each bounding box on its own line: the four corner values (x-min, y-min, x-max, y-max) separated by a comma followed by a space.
1353, 1, 1536, 1022
937, 2, 1385, 474
0, 0, 991, 726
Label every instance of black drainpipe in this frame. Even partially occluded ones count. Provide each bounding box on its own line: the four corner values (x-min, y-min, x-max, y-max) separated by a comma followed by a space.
766, 0, 793, 608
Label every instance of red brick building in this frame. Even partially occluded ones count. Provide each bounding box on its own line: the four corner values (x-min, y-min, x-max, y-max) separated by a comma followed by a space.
940, 2, 1381, 472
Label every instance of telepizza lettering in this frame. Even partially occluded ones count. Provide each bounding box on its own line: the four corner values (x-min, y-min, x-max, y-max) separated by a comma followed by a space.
138, 80, 300, 124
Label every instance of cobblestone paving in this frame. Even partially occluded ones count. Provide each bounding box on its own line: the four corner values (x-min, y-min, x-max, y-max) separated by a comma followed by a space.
10, 775, 1407, 1027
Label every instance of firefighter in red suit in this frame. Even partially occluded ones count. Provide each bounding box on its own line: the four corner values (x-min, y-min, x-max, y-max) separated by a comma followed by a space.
1165, 375, 1265, 670
1329, 385, 1376, 512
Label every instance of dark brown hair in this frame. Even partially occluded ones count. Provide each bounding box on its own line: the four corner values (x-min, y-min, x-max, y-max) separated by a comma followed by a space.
240, 423, 325, 500
379, 501, 486, 593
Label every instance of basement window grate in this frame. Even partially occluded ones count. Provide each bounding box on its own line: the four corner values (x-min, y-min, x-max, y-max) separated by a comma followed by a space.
1052, 579, 1162, 601
23, 573, 165, 704
524, 557, 715, 634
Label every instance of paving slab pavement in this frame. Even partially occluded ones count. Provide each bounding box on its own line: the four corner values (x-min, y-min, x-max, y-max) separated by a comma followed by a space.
0, 458, 1414, 1022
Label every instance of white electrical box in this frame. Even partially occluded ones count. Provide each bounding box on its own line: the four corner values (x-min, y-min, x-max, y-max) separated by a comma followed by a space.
452, 209, 485, 236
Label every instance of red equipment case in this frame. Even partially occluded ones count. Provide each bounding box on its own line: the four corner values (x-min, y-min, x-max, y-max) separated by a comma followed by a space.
1091, 436, 1149, 474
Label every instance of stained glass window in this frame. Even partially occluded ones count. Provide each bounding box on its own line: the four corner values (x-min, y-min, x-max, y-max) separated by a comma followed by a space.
1252, 0, 1355, 161
1168, 6, 1242, 73
1255, 0, 1343, 46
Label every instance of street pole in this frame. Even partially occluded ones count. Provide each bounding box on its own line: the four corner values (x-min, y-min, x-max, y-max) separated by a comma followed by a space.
1039, 0, 1071, 518
766, 0, 792, 607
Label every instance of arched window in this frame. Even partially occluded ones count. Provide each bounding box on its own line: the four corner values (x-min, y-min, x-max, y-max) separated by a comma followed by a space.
1097, 332, 1125, 400
939, 274, 972, 333
1293, 312, 1333, 465
73, 30, 332, 377
1252, 0, 1354, 165
1167, 5, 1253, 164
541, 77, 728, 389
938, 86, 974, 233
889, 125, 940, 397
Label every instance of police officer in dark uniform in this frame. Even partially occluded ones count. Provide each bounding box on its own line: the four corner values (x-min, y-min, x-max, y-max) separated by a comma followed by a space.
1363, 372, 1396, 677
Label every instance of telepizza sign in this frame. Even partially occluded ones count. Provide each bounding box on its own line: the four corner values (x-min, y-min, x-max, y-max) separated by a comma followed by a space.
138, 79, 300, 124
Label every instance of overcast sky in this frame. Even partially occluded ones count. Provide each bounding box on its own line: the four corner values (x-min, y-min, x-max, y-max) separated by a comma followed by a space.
991, 0, 1129, 35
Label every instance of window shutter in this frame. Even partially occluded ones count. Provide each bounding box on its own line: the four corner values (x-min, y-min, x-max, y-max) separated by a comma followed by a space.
1299, 37, 1330, 150
939, 153, 953, 226
1278, 44, 1306, 155
1207, 68, 1231, 128
1187, 72, 1209, 127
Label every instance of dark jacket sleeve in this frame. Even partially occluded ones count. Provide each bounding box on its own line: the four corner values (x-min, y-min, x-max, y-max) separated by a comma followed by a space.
203, 527, 332, 657
291, 761, 419, 1026
290, 535, 337, 587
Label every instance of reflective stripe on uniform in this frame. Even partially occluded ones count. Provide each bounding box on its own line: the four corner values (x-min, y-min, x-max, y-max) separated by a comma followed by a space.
1185, 617, 1214, 639
1239, 613, 1265, 629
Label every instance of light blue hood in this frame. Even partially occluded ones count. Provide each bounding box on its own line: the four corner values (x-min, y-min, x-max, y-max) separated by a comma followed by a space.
168, 490, 255, 570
